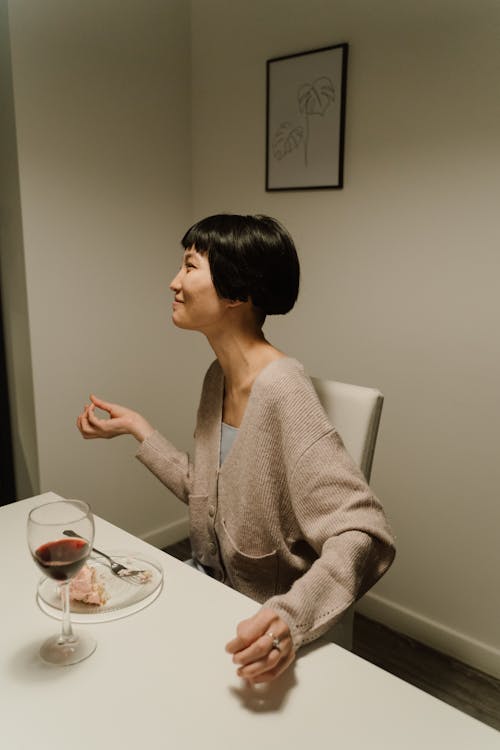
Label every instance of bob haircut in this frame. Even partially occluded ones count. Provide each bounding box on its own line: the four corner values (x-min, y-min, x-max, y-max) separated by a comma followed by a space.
181, 214, 300, 316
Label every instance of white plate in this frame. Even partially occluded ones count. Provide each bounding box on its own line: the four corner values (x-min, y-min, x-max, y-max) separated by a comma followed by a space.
37, 551, 164, 623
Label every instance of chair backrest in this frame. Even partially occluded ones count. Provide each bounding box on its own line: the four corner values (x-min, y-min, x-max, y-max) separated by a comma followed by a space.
310, 377, 384, 483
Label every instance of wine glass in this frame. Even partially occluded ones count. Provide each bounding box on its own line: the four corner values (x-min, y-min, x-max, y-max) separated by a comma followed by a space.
27, 499, 97, 666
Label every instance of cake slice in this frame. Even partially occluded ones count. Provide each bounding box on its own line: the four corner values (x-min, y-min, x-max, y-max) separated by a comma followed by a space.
67, 564, 108, 605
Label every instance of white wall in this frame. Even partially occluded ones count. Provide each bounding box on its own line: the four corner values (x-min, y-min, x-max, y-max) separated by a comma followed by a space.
3, 0, 201, 544
190, 0, 500, 676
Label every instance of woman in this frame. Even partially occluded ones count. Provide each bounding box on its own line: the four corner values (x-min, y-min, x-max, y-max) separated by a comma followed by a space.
77, 214, 395, 684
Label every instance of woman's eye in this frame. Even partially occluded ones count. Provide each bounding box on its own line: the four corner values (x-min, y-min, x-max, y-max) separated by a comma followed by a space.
185, 262, 195, 270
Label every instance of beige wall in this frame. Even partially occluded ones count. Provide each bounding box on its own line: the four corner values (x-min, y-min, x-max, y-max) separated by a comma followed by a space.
4, 0, 199, 544
190, 0, 500, 676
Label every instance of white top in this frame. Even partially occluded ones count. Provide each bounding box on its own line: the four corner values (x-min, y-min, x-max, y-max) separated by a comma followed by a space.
1, 493, 498, 750
220, 421, 239, 465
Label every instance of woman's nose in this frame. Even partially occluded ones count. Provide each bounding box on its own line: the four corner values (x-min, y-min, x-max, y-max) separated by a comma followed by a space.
170, 270, 182, 291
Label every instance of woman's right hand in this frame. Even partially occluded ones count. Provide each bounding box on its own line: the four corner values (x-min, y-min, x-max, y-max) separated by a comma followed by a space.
76, 394, 154, 443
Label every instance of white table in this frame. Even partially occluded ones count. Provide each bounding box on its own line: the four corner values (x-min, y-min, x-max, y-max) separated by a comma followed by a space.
1, 493, 498, 750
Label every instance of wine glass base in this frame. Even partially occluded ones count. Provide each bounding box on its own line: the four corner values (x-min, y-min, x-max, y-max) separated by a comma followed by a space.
39, 631, 97, 666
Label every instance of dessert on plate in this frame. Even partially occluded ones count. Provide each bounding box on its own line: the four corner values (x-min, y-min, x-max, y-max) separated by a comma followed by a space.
66, 564, 109, 605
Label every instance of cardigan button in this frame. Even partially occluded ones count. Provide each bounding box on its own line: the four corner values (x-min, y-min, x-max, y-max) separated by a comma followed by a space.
208, 505, 215, 517
209, 542, 216, 555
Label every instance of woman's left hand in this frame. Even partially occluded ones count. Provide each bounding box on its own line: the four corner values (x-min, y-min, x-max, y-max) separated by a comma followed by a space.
225, 607, 295, 684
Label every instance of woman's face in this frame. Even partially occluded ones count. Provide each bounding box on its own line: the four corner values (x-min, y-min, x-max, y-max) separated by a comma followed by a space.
169, 246, 227, 332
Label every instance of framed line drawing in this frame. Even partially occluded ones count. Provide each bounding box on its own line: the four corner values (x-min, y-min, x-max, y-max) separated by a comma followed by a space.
266, 43, 348, 191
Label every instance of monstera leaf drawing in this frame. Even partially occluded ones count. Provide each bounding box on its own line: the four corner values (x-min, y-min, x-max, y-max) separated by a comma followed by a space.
298, 77, 335, 116
297, 77, 335, 165
271, 77, 336, 167
272, 122, 304, 160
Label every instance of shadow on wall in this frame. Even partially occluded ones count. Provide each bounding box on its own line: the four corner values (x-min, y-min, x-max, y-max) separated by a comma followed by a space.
0, 287, 16, 505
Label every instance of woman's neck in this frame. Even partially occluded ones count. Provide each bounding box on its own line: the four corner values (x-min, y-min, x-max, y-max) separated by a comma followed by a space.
207, 327, 285, 426
214, 332, 280, 386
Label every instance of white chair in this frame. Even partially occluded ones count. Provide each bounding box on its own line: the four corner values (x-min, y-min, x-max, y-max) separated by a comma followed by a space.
310, 376, 384, 649
310, 377, 384, 483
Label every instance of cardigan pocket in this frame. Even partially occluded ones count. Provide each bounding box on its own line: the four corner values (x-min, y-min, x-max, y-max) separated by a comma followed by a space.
220, 519, 278, 602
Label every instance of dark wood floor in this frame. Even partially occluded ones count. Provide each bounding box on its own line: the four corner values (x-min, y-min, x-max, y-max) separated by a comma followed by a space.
353, 614, 500, 731
163, 539, 500, 732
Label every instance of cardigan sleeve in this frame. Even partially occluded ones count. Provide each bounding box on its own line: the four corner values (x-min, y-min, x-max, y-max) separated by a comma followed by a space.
264, 430, 396, 650
135, 430, 194, 504
134, 360, 221, 505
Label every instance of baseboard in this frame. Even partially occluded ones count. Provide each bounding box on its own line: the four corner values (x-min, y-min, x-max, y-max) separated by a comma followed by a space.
140, 515, 190, 550
357, 591, 500, 680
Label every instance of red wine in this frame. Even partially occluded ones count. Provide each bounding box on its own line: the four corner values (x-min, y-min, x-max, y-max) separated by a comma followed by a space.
34, 538, 89, 581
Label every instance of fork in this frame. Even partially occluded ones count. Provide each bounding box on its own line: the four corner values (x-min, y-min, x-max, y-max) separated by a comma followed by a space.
63, 529, 148, 583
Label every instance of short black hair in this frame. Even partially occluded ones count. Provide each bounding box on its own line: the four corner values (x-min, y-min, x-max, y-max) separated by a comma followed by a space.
181, 214, 300, 315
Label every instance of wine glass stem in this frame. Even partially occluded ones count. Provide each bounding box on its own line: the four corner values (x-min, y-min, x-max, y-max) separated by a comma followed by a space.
59, 581, 75, 644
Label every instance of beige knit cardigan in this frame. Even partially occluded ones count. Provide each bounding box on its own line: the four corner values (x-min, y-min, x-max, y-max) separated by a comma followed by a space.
136, 357, 395, 649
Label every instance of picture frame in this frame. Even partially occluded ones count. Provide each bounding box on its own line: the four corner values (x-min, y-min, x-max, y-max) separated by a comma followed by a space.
266, 43, 348, 191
